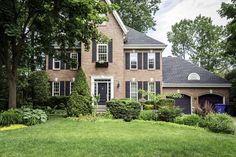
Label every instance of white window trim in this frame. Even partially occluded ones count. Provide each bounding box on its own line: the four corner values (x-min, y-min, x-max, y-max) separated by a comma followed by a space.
53, 58, 61, 70
130, 82, 138, 100
52, 82, 60, 96
130, 52, 138, 70
70, 52, 78, 70
148, 82, 156, 100
96, 43, 108, 62
69, 81, 73, 95
148, 53, 155, 70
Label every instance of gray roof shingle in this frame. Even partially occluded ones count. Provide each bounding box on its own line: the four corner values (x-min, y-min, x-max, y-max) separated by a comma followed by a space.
163, 57, 230, 84
125, 26, 165, 45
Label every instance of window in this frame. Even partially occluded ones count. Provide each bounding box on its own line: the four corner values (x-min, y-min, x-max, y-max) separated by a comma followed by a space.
70, 53, 78, 70
130, 82, 138, 100
188, 73, 200, 80
53, 58, 61, 70
53, 82, 60, 96
148, 53, 155, 69
130, 53, 137, 70
148, 82, 156, 100
97, 44, 108, 62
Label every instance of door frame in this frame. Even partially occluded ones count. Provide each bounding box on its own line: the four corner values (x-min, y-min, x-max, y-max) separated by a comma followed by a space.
91, 75, 114, 102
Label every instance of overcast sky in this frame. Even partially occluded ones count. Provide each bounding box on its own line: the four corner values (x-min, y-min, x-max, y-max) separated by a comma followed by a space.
147, 0, 230, 57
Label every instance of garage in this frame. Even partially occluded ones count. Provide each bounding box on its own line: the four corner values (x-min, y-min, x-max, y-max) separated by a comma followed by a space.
174, 94, 191, 114
198, 94, 223, 109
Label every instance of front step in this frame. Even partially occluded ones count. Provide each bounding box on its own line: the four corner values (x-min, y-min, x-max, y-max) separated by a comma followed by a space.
96, 105, 106, 113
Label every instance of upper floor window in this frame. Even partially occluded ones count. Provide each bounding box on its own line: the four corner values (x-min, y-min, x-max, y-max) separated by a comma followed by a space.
130, 53, 137, 70
53, 58, 61, 70
148, 82, 156, 100
130, 82, 138, 100
188, 73, 200, 80
148, 53, 155, 70
70, 53, 78, 70
97, 43, 108, 62
53, 82, 60, 96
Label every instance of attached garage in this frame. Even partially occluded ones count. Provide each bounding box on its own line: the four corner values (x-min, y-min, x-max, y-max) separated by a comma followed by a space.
198, 94, 223, 108
174, 94, 191, 114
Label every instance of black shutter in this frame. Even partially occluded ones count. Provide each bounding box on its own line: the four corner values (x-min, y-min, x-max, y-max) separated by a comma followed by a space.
138, 81, 143, 99
60, 81, 64, 96
78, 50, 81, 68
156, 53, 160, 69
143, 53, 148, 69
156, 81, 161, 94
108, 39, 113, 62
125, 53, 130, 69
143, 81, 148, 100
125, 81, 130, 98
66, 53, 70, 69
65, 81, 70, 96
49, 81, 52, 96
138, 53, 142, 69
48, 55, 53, 70
92, 39, 97, 62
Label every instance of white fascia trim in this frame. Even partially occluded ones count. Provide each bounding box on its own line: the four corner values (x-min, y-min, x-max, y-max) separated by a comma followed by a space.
163, 83, 232, 88
124, 44, 167, 49
104, 0, 128, 34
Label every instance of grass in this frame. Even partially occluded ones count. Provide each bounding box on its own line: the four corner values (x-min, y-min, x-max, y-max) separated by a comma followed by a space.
0, 124, 27, 131
0, 117, 236, 157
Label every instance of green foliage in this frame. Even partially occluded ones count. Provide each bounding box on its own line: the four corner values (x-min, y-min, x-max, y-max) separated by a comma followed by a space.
67, 68, 92, 117
0, 99, 8, 111
157, 107, 182, 122
40, 96, 69, 109
139, 110, 157, 121
16, 107, 47, 126
0, 109, 23, 126
225, 69, 236, 102
113, 0, 161, 32
175, 114, 202, 126
29, 71, 49, 102
143, 104, 154, 110
106, 99, 141, 121
167, 15, 232, 75
219, 1, 236, 64
203, 113, 235, 134
66, 91, 92, 117
145, 98, 175, 109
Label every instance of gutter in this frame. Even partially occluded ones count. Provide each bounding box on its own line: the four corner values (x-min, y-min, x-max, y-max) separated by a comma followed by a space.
163, 83, 232, 88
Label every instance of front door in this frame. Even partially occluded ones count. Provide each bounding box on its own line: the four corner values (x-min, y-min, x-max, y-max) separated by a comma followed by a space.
98, 83, 107, 105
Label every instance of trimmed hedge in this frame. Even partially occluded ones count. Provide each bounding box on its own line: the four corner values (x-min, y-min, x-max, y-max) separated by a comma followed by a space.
106, 99, 141, 121
145, 98, 175, 109
143, 104, 154, 110
157, 106, 182, 122
175, 114, 202, 126
139, 110, 158, 121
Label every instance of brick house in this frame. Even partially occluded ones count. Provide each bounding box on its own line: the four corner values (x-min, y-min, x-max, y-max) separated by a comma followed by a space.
46, 0, 231, 114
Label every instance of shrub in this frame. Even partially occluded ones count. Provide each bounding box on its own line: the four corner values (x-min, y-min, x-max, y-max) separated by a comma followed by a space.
145, 98, 175, 109
0, 109, 23, 126
29, 71, 49, 103
0, 99, 8, 111
66, 91, 92, 116
106, 99, 141, 121
143, 104, 154, 110
73, 68, 90, 96
175, 114, 202, 126
43, 96, 69, 109
16, 107, 47, 126
157, 106, 182, 122
203, 113, 235, 134
139, 110, 158, 121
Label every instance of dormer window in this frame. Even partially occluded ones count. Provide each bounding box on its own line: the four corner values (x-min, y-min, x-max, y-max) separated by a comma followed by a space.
130, 53, 137, 70
188, 73, 200, 80
97, 43, 108, 63
53, 58, 61, 70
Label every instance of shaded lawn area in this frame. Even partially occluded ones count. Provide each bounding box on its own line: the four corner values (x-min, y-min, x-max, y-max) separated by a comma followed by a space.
0, 117, 236, 157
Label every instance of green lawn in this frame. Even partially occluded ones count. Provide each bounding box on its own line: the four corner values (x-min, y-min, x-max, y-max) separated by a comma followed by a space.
0, 117, 236, 157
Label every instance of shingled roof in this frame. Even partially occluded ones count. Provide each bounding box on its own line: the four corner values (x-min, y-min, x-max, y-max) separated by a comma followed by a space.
124, 26, 166, 48
163, 57, 231, 87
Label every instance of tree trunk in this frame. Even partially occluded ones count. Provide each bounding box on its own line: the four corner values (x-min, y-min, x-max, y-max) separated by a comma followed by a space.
8, 73, 17, 108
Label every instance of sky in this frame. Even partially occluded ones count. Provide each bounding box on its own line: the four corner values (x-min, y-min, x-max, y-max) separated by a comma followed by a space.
147, 0, 230, 57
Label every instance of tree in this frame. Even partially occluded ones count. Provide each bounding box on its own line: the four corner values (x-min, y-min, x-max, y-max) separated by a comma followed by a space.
112, 0, 161, 32
167, 15, 232, 75
219, 0, 236, 65
225, 69, 236, 102
0, 0, 111, 108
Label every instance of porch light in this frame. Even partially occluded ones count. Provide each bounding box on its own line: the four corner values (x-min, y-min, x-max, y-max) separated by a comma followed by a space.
72, 77, 75, 82
132, 78, 136, 82
54, 77, 58, 82
209, 90, 213, 94
150, 78, 154, 82
177, 89, 180, 93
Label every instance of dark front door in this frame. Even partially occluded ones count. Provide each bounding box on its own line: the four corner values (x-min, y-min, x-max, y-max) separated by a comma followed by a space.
175, 94, 191, 114
98, 83, 107, 105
